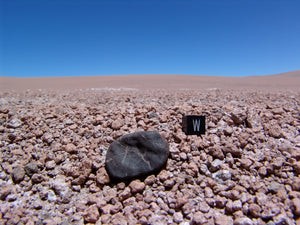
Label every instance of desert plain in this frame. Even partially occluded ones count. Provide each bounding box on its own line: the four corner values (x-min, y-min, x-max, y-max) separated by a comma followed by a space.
0, 71, 300, 224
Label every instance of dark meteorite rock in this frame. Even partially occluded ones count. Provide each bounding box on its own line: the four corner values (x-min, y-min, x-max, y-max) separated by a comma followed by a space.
12, 167, 25, 183
24, 162, 39, 177
105, 131, 169, 180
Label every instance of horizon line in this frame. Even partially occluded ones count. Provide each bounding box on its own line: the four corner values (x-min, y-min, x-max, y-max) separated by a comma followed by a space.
1, 70, 299, 78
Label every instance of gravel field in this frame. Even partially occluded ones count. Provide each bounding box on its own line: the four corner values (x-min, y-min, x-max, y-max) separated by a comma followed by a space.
0, 88, 300, 225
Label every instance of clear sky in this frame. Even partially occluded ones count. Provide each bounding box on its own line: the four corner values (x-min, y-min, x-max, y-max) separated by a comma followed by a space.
1, 0, 299, 77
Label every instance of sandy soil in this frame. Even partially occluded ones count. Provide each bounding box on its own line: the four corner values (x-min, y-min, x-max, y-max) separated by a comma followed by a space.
0, 71, 300, 224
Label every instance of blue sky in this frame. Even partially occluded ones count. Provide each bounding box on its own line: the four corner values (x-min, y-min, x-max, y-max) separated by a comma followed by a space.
1, 0, 299, 77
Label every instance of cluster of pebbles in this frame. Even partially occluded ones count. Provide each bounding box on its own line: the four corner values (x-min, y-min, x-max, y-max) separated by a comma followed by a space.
0, 88, 300, 225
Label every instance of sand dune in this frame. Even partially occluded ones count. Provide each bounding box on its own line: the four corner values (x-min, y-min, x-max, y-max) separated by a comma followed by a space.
1, 70, 299, 91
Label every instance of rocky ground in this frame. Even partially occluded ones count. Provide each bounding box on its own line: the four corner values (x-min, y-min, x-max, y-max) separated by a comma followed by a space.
0, 88, 299, 225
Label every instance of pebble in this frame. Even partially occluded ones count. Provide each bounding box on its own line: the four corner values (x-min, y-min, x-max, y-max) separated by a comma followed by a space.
96, 167, 110, 185
261, 202, 281, 220
292, 198, 300, 216
212, 170, 232, 184
210, 159, 224, 172
83, 205, 100, 223
173, 212, 184, 223
12, 167, 25, 183
215, 214, 233, 225
192, 211, 207, 225
234, 217, 253, 225
45, 160, 56, 170
0, 184, 13, 200
268, 181, 283, 193
248, 203, 261, 217
129, 180, 145, 193
24, 162, 39, 177
7, 118, 23, 128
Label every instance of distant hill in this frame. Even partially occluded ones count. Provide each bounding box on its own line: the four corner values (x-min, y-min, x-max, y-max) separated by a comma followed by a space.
272, 70, 300, 78
248, 70, 300, 78
1, 70, 300, 91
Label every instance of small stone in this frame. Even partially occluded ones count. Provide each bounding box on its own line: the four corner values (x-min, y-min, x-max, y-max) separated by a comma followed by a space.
248, 203, 261, 217
292, 177, 300, 191
293, 161, 300, 174
119, 187, 131, 201
7, 118, 22, 128
278, 141, 294, 153
179, 152, 187, 160
101, 214, 111, 224
215, 214, 233, 225
212, 170, 231, 184
173, 212, 183, 223
175, 196, 188, 209
224, 126, 233, 136
210, 159, 224, 172
292, 198, 300, 216
208, 146, 224, 159
229, 190, 240, 201
7, 216, 21, 224
64, 119, 74, 125
111, 213, 127, 225
31, 174, 45, 184
50, 175, 70, 200
24, 162, 39, 177
137, 209, 152, 219
192, 211, 207, 225
268, 181, 283, 194
231, 108, 247, 125
144, 175, 156, 185
45, 160, 56, 170
271, 157, 285, 169
105, 131, 169, 180
64, 143, 77, 153
12, 167, 25, 183
149, 214, 168, 225
147, 112, 159, 119
0, 184, 12, 200
157, 170, 171, 182
42, 132, 53, 144
258, 167, 267, 176
204, 187, 214, 198
138, 216, 148, 225
111, 119, 124, 130
232, 200, 242, 211
291, 149, 300, 160
223, 145, 242, 157
129, 179, 145, 193
47, 190, 57, 202
100, 204, 114, 214
246, 108, 263, 129
267, 124, 282, 138
261, 202, 280, 220
199, 201, 210, 213
273, 213, 293, 225
96, 167, 110, 185
199, 164, 210, 175
234, 217, 253, 225
83, 205, 100, 223
255, 192, 268, 206
240, 158, 253, 169
215, 196, 227, 208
